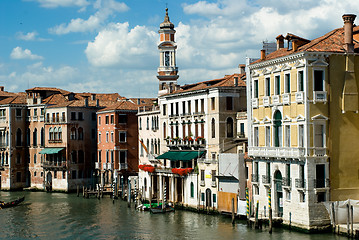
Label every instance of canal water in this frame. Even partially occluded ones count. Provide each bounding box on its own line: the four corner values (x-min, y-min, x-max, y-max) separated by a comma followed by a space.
0, 191, 346, 240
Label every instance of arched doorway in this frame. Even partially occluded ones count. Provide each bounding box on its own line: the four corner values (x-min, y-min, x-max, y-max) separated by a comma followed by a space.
273, 111, 282, 147
274, 170, 283, 217
205, 188, 212, 207
46, 172, 52, 192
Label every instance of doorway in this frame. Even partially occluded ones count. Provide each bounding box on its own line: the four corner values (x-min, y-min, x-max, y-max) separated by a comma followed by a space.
46, 172, 52, 191
205, 188, 212, 207
274, 170, 283, 217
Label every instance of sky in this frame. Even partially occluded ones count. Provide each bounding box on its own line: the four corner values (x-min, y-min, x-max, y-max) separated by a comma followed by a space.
1, 0, 359, 98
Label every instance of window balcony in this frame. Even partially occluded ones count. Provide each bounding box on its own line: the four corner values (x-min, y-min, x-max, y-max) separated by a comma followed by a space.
282, 93, 291, 105
313, 147, 327, 157
119, 163, 128, 170
314, 178, 330, 189
0, 116, 6, 123
262, 175, 271, 186
272, 95, 281, 105
95, 162, 100, 169
263, 96, 270, 107
313, 91, 327, 103
295, 92, 304, 103
295, 178, 306, 189
103, 163, 114, 171
252, 98, 258, 108
42, 161, 66, 170
200, 180, 205, 187
251, 174, 259, 183
211, 180, 217, 188
193, 111, 205, 116
282, 177, 292, 188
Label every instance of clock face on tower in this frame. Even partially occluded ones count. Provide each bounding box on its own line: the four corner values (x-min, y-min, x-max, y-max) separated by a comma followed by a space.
165, 51, 170, 66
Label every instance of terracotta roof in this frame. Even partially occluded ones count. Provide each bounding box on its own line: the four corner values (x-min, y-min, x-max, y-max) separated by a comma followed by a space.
252, 26, 359, 64
26, 87, 71, 95
129, 98, 156, 107
99, 100, 138, 112
0, 92, 27, 105
163, 73, 246, 96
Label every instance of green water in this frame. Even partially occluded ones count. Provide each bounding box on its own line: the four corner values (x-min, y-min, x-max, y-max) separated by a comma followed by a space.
0, 191, 346, 240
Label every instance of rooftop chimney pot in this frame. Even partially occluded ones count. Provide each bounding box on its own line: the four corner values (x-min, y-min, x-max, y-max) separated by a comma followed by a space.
260, 49, 266, 60
342, 14, 357, 53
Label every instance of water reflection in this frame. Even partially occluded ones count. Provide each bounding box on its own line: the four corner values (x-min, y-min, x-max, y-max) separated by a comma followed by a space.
0, 192, 347, 240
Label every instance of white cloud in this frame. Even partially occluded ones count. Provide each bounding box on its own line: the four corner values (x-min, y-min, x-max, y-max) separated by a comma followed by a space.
10, 47, 44, 60
85, 22, 157, 68
30, 0, 90, 8
49, 0, 129, 35
15, 31, 51, 41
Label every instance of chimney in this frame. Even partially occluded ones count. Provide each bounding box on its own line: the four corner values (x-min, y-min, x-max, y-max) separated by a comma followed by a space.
0, 86, 4, 91
137, 99, 141, 105
260, 49, 266, 60
292, 39, 298, 51
234, 76, 238, 87
238, 64, 245, 74
276, 35, 284, 50
342, 14, 357, 53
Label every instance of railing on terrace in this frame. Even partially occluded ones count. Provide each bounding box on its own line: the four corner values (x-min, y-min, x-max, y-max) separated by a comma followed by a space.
45, 118, 67, 124
119, 163, 128, 170
137, 105, 160, 113
42, 161, 66, 169
249, 146, 306, 158
193, 111, 205, 116
197, 158, 217, 164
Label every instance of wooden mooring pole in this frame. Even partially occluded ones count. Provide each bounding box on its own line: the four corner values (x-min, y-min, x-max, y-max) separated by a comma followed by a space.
82, 186, 85, 198
77, 185, 79, 197
149, 186, 152, 209
268, 188, 272, 234
231, 198, 235, 225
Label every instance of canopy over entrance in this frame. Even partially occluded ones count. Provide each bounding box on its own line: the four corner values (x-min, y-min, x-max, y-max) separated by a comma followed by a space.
156, 151, 205, 161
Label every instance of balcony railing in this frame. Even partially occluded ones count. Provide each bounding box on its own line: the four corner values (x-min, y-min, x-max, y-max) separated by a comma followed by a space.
263, 96, 270, 107
313, 91, 327, 103
103, 163, 114, 170
95, 162, 100, 169
272, 95, 280, 105
42, 161, 66, 169
249, 146, 305, 158
252, 98, 258, 108
314, 178, 329, 188
193, 111, 205, 116
119, 163, 128, 170
198, 158, 217, 164
282, 93, 291, 105
295, 92, 304, 103
295, 178, 306, 189
262, 175, 271, 185
282, 177, 292, 187
251, 174, 259, 183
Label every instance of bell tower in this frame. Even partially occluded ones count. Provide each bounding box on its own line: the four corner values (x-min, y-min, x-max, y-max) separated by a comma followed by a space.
157, 8, 179, 96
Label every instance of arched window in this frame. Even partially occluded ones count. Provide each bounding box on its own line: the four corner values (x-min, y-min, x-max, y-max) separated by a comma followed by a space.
273, 111, 282, 147
40, 127, 44, 146
49, 127, 53, 141
71, 150, 77, 163
16, 128, 22, 146
157, 138, 160, 154
226, 117, 234, 138
34, 154, 37, 164
211, 118, 215, 138
33, 128, 38, 146
58, 127, 62, 140
78, 127, 84, 140
54, 127, 58, 141
70, 127, 76, 140
191, 182, 194, 198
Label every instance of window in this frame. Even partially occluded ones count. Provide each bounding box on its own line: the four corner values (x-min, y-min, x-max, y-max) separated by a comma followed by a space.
54, 127, 58, 140
98, 132, 101, 143
71, 112, 76, 120
119, 131, 126, 142
118, 114, 127, 124
16, 172, 21, 182
78, 150, 84, 163
273, 111, 282, 147
265, 77, 270, 96
33, 128, 37, 146
253, 80, 259, 98
78, 112, 83, 120
190, 182, 194, 198
314, 70, 324, 91
26, 128, 30, 146
98, 116, 101, 125
92, 112, 96, 121
110, 115, 114, 124
111, 150, 114, 163
212, 170, 216, 182
201, 170, 205, 181
34, 154, 37, 164
98, 150, 102, 162
163, 122, 166, 138
265, 126, 271, 147
105, 116, 109, 124
226, 97, 233, 110
58, 127, 62, 141
253, 127, 259, 146
285, 73, 290, 93
163, 104, 166, 116
213, 194, 217, 203
200, 99, 204, 113
211, 118, 215, 138
106, 132, 109, 142
211, 97, 215, 110
16, 128, 22, 146
41, 128, 45, 146
187, 100, 191, 114
54, 171, 57, 179
146, 117, 149, 130
285, 125, 290, 147
111, 132, 114, 142
298, 70, 304, 92
62, 112, 66, 122
275, 75, 280, 95
16, 109, 22, 118
78, 127, 84, 140
314, 124, 325, 147
34, 109, 38, 116
140, 139, 144, 156
298, 125, 304, 147
119, 150, 127, 164
71, 151, 77, 163
34, 171, 37, 177
70, 128, 76, 140
226, 117, 233, 138
139, 118, 142, 130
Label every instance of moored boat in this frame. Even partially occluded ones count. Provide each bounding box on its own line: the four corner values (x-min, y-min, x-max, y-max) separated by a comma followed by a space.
0, 196, 25, 209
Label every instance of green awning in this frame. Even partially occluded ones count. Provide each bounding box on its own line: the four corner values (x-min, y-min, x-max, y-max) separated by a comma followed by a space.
39, 148, 64, 154
156, 151, 205, 161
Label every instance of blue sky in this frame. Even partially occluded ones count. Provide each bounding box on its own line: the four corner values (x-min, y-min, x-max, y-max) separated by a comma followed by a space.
1, 0, 359, 98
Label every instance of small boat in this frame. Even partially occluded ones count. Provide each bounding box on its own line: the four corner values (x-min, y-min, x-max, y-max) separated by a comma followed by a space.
0, 196, 25, 209
150, 205, 174, 214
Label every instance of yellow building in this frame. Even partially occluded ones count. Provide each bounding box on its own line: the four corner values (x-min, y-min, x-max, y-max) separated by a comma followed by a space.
247, 14, 359, 230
